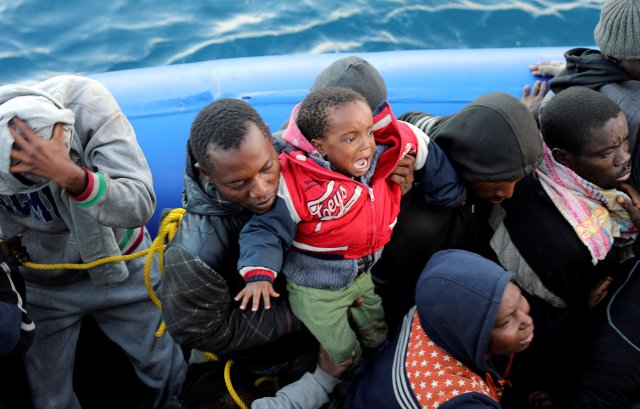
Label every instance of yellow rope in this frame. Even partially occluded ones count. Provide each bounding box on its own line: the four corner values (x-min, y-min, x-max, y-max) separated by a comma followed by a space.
144, 209, 185, 309
225, 360, 249, 409
147, 208, 185, 336
21, 248, 154, 270
18, 208, 186, 273
14, 207, 278, 402
17, 208, 186, 337
202, 351, 219, 361
255, 376, 279, 390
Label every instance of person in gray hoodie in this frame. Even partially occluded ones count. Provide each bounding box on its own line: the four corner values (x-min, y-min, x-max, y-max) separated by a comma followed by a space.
0, 75, 187, 409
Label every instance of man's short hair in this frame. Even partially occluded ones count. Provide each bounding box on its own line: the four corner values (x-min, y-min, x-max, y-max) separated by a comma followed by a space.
189, 98, 271, 170
541, 86, 622, 155
296, 87, 368, 142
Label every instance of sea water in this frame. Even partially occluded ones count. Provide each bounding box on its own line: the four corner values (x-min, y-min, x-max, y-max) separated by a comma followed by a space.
0, 0, 603, 85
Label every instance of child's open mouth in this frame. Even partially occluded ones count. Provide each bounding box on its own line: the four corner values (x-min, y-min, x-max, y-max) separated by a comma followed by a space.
354, 158, 369, 170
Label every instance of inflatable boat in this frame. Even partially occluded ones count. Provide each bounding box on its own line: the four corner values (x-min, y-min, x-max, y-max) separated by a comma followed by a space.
89, 46, 573, 234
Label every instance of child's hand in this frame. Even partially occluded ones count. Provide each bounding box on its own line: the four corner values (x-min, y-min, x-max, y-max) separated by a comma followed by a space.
235, 281, 280, 311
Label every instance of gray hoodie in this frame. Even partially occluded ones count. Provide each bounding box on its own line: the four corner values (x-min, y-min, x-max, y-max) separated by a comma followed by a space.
0, 75, 156, 285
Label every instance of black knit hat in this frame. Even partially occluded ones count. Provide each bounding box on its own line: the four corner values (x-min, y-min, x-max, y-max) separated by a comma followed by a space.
310, 56, 387, 111
594, 0, 640, 59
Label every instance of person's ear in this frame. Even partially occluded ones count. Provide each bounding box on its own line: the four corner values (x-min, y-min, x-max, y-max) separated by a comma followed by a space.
194, 162, 211, 182
551, 147, 574, 169
311, 139, 325, 156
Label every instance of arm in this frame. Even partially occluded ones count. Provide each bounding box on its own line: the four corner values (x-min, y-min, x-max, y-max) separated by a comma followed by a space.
406, 122, 466, 209
252, 346, 350, 409
14, 77, 155, 228
251, 368, 337, 409
160, 244, 300, 354
235, 197, 297, 311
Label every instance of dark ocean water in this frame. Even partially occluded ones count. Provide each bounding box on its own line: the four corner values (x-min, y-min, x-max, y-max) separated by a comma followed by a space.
0, 0, 603, 85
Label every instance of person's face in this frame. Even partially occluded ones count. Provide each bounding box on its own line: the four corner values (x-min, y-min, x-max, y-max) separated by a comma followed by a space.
197, 122, 280, 214
469, 176, 524, 204
487, 282, 534, 356
557, 112, 631, 189
618, 58, 640, 81
311, 100, 375, 178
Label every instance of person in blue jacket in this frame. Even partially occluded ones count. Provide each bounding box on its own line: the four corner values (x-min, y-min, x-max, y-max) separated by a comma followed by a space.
345, 249, 534, 409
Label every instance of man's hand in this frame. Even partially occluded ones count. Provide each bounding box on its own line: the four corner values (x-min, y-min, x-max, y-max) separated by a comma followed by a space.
528, 390, 555, 409
9, 118, 87, 196
346, 296, 364, 320
588, 276, 613, 309
234, 281, 280, 312
318, 345, 354, 379
529, 61, 565, 78
387, 154, 415, 195
617, 182, 640, 227
520, 80, 548, 125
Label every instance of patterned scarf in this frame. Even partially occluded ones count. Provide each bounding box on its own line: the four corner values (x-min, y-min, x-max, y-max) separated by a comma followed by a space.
536, 143, 637, 264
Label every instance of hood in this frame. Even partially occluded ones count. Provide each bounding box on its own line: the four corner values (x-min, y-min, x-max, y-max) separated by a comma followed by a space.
550, 48, 632, 93
181, 141, 248, 217
281, 103, 320, 155
432, 92, 542, 182
0, 85, 75, 195
311, 56, 387, 111
415, 249, 513, 376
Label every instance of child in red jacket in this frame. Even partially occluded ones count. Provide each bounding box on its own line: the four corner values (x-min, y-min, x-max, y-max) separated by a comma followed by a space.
235, 87, 465, 364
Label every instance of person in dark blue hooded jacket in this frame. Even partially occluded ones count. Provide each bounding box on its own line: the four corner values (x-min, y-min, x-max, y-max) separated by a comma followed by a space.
345, 249, 534, 409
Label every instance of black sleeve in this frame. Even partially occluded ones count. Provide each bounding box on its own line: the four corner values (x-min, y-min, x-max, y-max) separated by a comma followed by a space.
572, 263, 640, 409
0, 261, 34, 356
161, 245, 301, 354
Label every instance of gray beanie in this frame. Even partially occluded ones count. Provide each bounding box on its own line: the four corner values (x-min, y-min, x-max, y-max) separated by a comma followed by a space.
594, 0, 640, 59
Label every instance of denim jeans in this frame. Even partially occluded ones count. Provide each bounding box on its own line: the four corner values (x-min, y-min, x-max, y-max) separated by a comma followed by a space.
23, 233, 187, 409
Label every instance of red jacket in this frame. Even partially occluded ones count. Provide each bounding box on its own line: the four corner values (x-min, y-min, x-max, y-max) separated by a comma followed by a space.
279, 101, 417, 258
238, 101, 465, 286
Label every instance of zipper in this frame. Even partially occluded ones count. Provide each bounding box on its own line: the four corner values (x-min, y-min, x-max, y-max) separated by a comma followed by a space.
367, 187, 376, 255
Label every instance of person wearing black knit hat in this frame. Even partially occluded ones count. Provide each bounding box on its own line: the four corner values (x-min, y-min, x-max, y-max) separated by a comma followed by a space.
373, 92, 543, 334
